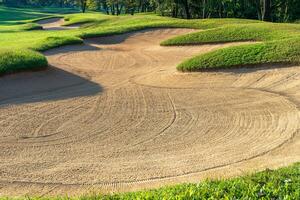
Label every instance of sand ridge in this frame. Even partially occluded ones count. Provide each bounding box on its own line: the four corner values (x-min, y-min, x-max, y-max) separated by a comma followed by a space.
0, 28, 299, 196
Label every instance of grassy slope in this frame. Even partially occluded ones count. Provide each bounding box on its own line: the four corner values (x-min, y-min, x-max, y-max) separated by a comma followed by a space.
2, 163, 299, 199
0, 23, 42, 32
178, 38, 300, 71
0, 49, 47, 74
0, 7, 299, 73
161, 23, 300, 71
0, 9, 260, 75
0, 6, 82, 75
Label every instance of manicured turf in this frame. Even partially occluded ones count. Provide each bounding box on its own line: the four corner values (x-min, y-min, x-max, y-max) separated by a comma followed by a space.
0, 9, 261, 75
0, 6, 78, 24
2, 163, 299, 199
178, 38, 300, 71
0, 23, 42, 32
0, 6, 299, 74
161, 23, 300, 71
0, 49, 47, 75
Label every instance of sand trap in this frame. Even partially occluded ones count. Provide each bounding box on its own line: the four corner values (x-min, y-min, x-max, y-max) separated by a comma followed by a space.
36, 17, 79, 30
0, 28, 299, 196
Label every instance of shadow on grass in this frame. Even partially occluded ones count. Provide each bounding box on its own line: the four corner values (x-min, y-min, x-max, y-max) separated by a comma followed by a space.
0, 66, 102, 107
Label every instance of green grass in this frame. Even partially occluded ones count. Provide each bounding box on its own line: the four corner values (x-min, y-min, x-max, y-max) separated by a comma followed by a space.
33, 36, 83, 51
161, 23, 299, 45
0, 6, 78, 24
0, 23, 42, 32
178, 38, 300, 71
63, 13, 108, 26
2, 163, 299, 199
0, 11, 262, 74
161, 22, 300, 71
0, 7, 299, 74
0, 49, 47, 75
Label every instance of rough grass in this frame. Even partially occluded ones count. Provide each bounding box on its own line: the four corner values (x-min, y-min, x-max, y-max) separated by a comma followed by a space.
0, 49, 47, 75
2, 163, 299, 199
162, 22, 300, 71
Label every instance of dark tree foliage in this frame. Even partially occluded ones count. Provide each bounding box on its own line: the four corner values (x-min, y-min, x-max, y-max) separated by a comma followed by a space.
1, 0, 299, 22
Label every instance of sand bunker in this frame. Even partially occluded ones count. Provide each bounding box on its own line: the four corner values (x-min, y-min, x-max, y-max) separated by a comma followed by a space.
0, 29, 299, 196
36, 17, 79, 30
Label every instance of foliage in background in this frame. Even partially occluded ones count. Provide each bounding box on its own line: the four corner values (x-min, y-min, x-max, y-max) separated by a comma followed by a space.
1, 0, 299, 22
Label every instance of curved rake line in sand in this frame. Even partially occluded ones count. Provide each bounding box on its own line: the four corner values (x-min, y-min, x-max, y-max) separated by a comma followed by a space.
0, 28, 299, 195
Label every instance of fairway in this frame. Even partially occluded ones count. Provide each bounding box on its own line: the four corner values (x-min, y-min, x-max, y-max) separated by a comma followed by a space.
0, 24, 299, 196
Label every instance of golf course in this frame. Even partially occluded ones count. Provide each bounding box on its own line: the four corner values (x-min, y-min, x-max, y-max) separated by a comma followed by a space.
0, 1, 299, 199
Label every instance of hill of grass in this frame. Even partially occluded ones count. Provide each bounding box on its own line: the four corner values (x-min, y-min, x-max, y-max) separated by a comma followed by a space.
0, 6, 299, 74
178, 37, 300, 71
161, 23, 300, 71
0, 9, 263, 75
0, 49, 47, 75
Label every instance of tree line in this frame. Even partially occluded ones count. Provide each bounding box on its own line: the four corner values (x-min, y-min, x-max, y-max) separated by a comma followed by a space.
1, 0, 299, 22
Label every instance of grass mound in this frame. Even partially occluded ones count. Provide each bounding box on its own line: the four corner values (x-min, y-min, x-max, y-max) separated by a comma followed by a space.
63, 13, 105, 26
0, 49, 47, 75
161, 22, 300, 71
178, 38, 300, 71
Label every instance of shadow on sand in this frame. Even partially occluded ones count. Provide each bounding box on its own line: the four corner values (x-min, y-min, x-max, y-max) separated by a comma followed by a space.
44, 43, 102, 56
196, 63, 298, 74
84, 28, 168, 45
0, 66, 102, 107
